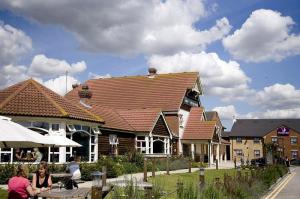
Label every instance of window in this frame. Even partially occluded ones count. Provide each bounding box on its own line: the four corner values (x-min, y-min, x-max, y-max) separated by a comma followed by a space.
234, 149, 243, 156
109, 134, 119, 145
236, 137, 242, 143
254, 150, 260, 158
32, 122, 49, 130
136, 136, 146, 153
179, 114, 184, 127
51, 124, 60, 131
291, 151, 298, 159
254, 138, 260, 144
291, 137, 298, 145
67, 124, 76, 132
92, 127, 100, 135
271, 137, 278, 143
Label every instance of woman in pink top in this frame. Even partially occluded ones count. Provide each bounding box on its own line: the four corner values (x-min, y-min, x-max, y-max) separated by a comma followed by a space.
8, 164, 40, 199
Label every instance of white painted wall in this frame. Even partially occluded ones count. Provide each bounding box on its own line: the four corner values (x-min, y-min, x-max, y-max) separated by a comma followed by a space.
178, 109, 190, 154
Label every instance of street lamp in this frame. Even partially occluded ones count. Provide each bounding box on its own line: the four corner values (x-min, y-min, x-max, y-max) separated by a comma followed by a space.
91, 171, 103, 199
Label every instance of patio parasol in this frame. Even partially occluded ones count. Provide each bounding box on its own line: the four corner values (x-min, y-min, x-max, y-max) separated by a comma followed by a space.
0, 116, 52, 148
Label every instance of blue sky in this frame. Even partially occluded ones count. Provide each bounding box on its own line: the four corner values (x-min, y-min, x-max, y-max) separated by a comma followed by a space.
0, 0, 300, 129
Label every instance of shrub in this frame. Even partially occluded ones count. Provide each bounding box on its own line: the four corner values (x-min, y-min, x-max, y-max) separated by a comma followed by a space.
0, 163, 15, 184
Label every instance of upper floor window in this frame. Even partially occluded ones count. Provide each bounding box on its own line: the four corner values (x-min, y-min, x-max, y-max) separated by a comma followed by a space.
271, 136, 278, 143
254, 137, 260, 144
291, 137, 298, 145
236, 137, 242, 143
179, 114, 184, 127
291, 150, 298, 159
32, 122, 49, 130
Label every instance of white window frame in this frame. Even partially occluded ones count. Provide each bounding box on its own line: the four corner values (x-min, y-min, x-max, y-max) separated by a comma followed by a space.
67, 124, 76, 132
109, 134, 119, 145
92, 127, 100, 135
253, 137, 260, 144
290, 136, 297, 145
291, 150, 298, 159
271, 136, 278, 143
136, 136, 146, 154
234, 149, 243, 156
236, 137, 242, 143
254, 150, 260, 158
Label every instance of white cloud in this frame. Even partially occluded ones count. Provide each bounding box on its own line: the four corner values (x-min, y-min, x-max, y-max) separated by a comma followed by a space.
212, 105, 237, 120
223, 9, 300, 62
148, 51, 253, 101
253, 83, 300, 110
88, 72, 111, 79
0, 22, 32, 65
28, 54, 86, 78
0, 64, 29, 88
43, 75, 80, 96
244, 109, 300, 119
0, 0, 231, 55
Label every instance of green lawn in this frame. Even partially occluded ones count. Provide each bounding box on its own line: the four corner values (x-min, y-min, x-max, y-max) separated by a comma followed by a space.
149, 169, 239, 198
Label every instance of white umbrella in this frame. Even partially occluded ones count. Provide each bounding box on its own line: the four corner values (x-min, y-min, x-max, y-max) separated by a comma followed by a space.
0, 117, 52, 148
44, 135, 81, 147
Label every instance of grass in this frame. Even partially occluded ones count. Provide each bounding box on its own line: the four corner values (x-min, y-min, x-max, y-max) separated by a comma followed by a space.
149, 169, 239, 198
0, 188, 8, 198
105, 169, 241, 199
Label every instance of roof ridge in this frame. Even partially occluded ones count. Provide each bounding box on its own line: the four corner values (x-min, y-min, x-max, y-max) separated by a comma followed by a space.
88, 71, 199, 80
31, 80, 69, 116
0, 79, 32, 109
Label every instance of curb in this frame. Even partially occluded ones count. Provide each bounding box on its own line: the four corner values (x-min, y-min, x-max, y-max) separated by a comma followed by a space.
261, 172, 292, 199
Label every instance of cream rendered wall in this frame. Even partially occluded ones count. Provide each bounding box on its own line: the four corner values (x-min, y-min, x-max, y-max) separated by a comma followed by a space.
231, 137, 263, 162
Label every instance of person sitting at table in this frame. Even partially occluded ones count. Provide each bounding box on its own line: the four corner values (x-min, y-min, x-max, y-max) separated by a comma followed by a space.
32, 147, 43, 163
15, 148, 24, 161
8, 164, 40, 199
66, 156, 81, 180
32, 161, 52, 198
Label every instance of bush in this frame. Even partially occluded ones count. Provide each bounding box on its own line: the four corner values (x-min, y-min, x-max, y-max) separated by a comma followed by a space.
0, 163, 15, 184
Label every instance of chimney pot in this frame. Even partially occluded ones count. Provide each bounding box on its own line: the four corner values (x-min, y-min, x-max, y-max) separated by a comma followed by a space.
72, 83, 79, 89
148, 67, 157, 76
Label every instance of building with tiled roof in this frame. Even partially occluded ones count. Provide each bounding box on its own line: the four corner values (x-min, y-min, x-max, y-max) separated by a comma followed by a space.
66, 69, 224, 164
0, 79, 104, 163
230, 119, 300, 163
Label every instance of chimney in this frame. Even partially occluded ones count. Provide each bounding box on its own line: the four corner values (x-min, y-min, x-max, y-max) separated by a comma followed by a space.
78, 84, 92, 99
148, 67, 157, 78
72, 83, 79, 89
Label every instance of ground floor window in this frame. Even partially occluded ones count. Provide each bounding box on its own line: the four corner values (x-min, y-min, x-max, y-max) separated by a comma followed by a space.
109, 134, 119, 155
254, 150, 260, 158
136, 136, 146, 154
291, 150, 298, 159
234, 149, 243, 156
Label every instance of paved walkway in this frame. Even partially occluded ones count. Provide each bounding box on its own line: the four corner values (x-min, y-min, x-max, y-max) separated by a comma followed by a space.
275, 166, 300, 199
0, 160, 235, 189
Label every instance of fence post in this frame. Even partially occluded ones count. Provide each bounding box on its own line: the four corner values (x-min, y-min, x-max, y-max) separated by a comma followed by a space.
216, 159, 219, 170
166, 156, 170, 175
143, 157, 147, 182
188, 158, 192, 173
199, 167, 205, 190
102, 166, 107, 187
152, 158, 156, 177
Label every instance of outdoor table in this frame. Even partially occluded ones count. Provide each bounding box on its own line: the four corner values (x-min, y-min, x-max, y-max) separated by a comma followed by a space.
51, 173, 73, 178
37, 187, 90, 199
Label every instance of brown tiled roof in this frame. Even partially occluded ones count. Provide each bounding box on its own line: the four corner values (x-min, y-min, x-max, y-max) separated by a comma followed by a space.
182, 107, 216, 140
164, 114, 179, 136
0, 79, 103, 123
90, 105, 134, 131
66, 72, 199, 111
117, 108, 162, 132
